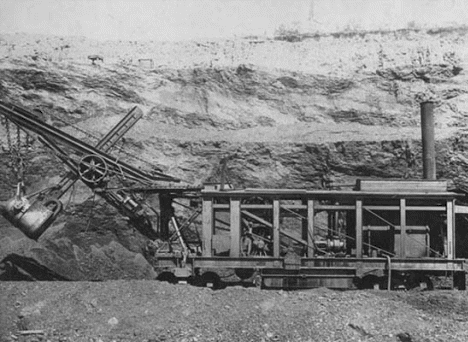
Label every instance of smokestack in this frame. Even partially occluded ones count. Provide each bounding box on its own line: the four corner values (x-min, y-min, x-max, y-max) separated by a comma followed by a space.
420, 101, 436, 180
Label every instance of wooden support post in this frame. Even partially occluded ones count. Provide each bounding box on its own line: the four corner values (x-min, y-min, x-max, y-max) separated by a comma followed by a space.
301, 200, 308, 241
159, 194, 173, 240
273, 199, 280, 258
230, 198, 241, 257
400, 199, 406, 258
202, 198, 213, 257
307, 199, 315, 257
447, 200, 455, 259
356, 199, 363, 258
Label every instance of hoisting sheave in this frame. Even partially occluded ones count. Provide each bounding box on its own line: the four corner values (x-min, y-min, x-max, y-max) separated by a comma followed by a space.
78, 154, 109, 187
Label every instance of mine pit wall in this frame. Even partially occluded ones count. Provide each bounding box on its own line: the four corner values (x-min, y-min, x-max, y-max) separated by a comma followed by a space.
167, 136, 468, 190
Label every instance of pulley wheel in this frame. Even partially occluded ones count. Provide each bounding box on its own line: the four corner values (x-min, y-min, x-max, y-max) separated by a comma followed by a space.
78, 154, 108, 185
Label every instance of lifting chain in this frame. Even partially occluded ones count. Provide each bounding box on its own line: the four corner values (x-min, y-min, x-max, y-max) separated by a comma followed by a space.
2, 117, 26, 193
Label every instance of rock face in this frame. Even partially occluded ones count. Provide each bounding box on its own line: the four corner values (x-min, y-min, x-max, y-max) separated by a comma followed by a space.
1, 28, 468, 279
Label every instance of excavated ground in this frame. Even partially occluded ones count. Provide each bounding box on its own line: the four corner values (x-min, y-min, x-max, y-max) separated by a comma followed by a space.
2, 281, 468, 342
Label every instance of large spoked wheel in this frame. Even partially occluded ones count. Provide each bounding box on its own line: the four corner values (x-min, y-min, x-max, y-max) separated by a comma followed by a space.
78, 154, 108, 186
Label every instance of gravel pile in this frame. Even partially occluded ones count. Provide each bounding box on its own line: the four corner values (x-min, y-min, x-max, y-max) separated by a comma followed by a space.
1, 281, 468, 342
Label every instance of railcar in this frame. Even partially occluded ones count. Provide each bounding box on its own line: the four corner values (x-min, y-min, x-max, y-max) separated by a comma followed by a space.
153, 180, 467, 290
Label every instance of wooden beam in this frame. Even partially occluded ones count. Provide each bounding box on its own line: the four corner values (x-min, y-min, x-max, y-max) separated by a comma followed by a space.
357, 179, 448, 192
203, 189, 461, 200
407, 206, 446, 211
242, 209, 309, 247
455, 204, 468, 214
214, 200, 455, 210
307, 199, 315, 257
356, 199, 363, 258
282, 204, 307, 210
230, 198, 241, 257
447, 200, 455, 259
280, 229, 308, 246
241, 204, 273, 209
400, 199, 407, 258
202, 198, 213, 257
365, 205, 446, 211
242, 210, 272, 228
219, 203, 447, 212
273, 200, 280, 257
315, 205, 355, 210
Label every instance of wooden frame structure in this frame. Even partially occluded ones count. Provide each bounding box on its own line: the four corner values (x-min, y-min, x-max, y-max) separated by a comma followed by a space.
156, 180, 466, 289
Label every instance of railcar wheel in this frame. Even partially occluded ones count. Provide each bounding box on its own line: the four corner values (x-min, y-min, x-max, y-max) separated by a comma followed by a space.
201, 272, 222, 290
453, 272, 465, 290
235, 268, 255, 280
157, 272, 177, 284
406, 273, 434, 291
358, 275, 381, 290
418, 276, 434, 291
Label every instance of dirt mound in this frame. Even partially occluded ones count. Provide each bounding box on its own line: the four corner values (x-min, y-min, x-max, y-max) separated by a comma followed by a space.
0, 205, 156, 281
1, 281, 468, 342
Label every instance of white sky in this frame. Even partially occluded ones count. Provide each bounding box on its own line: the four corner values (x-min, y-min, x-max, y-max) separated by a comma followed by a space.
1, 0, 467, 41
